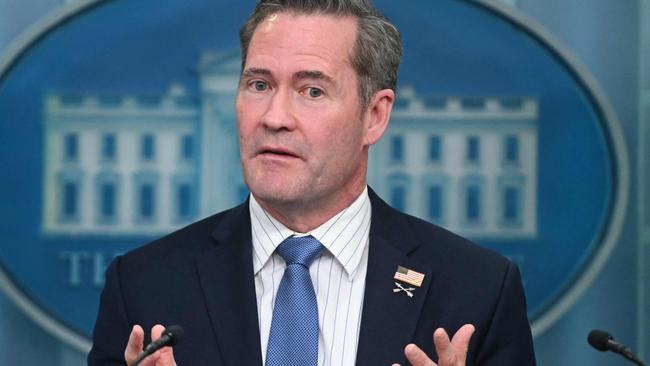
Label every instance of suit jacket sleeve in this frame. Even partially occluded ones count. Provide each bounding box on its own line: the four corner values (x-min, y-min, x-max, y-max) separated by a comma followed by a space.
472, 262, 536, 365
87, 256, 131, 366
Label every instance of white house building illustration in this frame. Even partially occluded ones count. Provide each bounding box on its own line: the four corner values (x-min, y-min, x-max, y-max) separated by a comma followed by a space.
369, 87, 538, 238
42, 51, 538, 238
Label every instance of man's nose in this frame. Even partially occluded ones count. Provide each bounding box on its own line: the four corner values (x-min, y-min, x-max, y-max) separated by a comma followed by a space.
261, 88, 297, 131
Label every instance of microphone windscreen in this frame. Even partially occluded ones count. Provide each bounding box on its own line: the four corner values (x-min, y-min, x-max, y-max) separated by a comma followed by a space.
163, 325, 185, 346
588, 329, 612, 351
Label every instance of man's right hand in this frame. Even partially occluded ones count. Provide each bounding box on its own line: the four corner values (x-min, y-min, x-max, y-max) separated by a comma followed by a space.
124, 324, 177, 366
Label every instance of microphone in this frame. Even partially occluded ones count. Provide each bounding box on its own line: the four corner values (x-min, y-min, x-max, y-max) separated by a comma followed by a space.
132, 325, 184, 366
587, 329, 646, 366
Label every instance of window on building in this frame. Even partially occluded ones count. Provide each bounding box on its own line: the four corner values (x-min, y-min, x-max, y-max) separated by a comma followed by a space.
429, 135, 442, 162
101, 134, 116, 161
100, 182, 116, 219
141, 134, 155, 161
62, 181, 78, 219
394, 98, 409, 109
138, 183, 155, 219
64, 133, 78, 161
461, 98, 485, 110
501, 98, 523, 110
390, 185, 406, 211
176, 183, 192, 219
503, 186, 520, 221
181, 135, 193, 160
504, 135, 519, 163
390, 135, 404, 162
466, 136, 480, 163
466, 185, 481, 222
428, 185, 443, 221
424, 97, 446, 109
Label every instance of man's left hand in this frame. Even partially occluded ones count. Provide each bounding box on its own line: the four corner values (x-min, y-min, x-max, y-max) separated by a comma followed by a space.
392, 324, 475, 366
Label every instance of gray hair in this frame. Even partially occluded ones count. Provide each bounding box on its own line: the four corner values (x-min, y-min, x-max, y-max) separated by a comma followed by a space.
239, 0, 402, 109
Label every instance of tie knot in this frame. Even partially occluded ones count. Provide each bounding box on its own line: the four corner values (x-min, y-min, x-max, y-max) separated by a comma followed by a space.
276, 236, 323, 268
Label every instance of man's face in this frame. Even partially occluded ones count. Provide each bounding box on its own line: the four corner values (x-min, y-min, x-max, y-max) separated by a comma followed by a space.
236, 13, 372, 211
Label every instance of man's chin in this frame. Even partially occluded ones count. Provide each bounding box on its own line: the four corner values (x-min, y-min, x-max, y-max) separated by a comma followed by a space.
248, 182, 302, 204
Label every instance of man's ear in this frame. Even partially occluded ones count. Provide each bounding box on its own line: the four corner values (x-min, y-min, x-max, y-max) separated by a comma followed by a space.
363, 89, 394, 146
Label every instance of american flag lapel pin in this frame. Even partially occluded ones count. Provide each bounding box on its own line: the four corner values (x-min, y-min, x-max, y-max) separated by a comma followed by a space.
394, 265, 425, 287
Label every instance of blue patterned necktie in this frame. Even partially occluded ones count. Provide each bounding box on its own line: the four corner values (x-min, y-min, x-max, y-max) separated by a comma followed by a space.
265, 235, 323, 366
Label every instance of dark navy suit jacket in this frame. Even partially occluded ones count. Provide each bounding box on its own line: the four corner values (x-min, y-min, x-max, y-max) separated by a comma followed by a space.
88, 190, 536, 365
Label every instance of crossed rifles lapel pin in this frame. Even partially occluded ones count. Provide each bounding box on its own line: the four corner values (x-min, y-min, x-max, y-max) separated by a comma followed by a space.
393, 265, 425, 298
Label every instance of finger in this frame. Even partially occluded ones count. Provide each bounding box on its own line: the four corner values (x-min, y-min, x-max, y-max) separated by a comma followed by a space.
450, 324, 475, 360
151, 324, 166, 341
144, 348, 177, 366
433, 328, 458, 366
404, 343, 437, 366
129, 324, 175, 366
147, 324, 177, 366
139, 325, 166, 366
124, 325, 145, 365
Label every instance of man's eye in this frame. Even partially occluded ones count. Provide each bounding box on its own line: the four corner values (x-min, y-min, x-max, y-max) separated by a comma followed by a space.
252, 81, 268, 91
306, 87, 323, 98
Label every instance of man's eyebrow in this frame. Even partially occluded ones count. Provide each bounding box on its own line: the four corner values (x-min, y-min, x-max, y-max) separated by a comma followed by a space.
241, 68, 272, 78
294, 70, 334, 84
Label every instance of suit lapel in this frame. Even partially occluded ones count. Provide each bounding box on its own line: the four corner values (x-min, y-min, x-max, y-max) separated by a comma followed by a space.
195, 203, 263, 366
355, 191, 433, 366
191, 191, 432, 365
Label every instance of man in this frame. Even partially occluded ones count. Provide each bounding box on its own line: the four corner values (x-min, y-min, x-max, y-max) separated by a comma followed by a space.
88, 1, 536, 365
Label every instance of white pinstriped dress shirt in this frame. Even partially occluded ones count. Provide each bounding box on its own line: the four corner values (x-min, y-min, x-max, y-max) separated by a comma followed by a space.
250, 186, 371, 366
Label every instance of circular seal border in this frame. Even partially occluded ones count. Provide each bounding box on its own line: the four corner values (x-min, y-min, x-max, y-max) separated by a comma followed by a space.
0, 0, 629, 352
471, 0, 629, 337
0, 0, 112, 353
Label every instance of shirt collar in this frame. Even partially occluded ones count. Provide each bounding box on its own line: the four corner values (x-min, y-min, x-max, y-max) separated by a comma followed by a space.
250, 186, 371, 278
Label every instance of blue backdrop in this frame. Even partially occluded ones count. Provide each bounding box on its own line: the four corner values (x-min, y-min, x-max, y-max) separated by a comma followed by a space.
0, 0, 647, 365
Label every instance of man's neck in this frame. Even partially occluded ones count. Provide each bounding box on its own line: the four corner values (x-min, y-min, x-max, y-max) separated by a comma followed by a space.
253, 184, 367, 233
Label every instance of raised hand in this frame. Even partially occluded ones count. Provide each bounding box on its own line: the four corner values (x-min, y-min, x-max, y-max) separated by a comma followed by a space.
393, 324, 475, 366
124, 324, 177, 366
